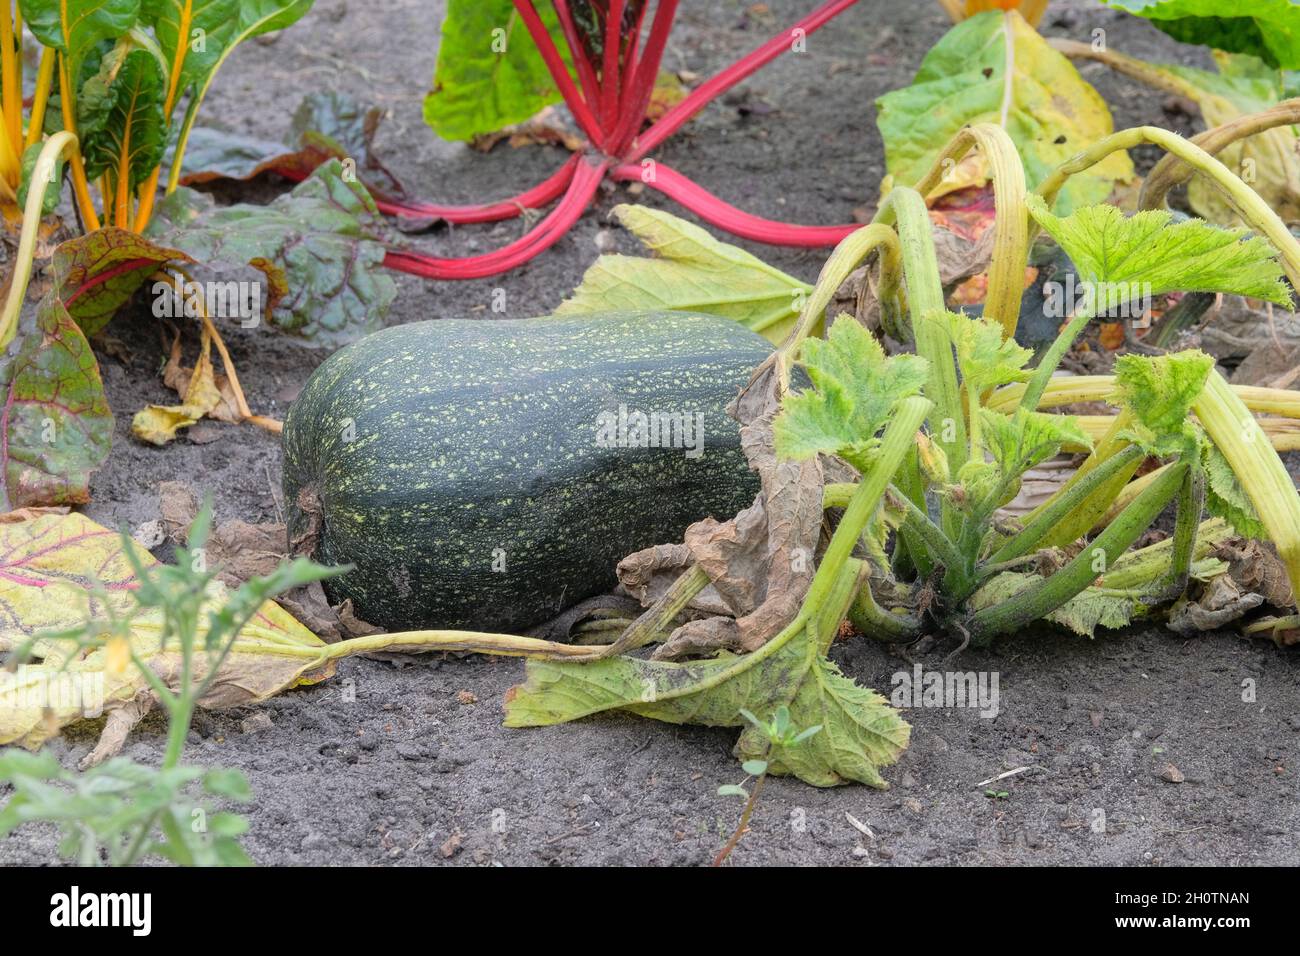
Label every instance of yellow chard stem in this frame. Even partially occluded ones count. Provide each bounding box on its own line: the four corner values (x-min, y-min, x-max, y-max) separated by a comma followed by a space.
1, 4, 20, 155
25, 46, 56, 150
0, 131, 78, 347
1192, 371, 1300, 604
57, 54, 101, 231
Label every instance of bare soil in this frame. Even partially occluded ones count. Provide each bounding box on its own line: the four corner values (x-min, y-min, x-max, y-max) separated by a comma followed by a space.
3, 0, 1298, 866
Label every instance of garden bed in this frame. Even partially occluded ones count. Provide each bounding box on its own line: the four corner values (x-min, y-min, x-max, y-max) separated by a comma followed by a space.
2, 0, 1296, 866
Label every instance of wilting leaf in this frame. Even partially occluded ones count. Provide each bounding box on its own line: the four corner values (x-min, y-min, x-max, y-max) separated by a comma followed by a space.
1102, 0, 1300, 69
875, 10, 1133, 212
131, 325, 227, 445
0, 511, 334, 759
1203, 440, 1267, 539
0, 298, 113, 511
19, 0, 140, 92
774, 316, 929, 468
424, 0, 573, 142
175, 91, 407, 203
50, 227, 192, 337
1025, 194, 1292, 308
148, 160, 397, 344
505, 618, 910, 788
555, 205, 813, 344
971, 570, 1136, 637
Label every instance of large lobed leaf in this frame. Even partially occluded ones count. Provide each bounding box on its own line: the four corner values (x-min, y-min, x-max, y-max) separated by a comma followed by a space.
1103, 0, 1300, 69
555, 205, 813, 344
773, 316, 929, 469
875, 10, 1133, 213
1025, 193, 1292, 309
424, 0, 573, 142
505, 619, 910, 788
148, 160, 397, 344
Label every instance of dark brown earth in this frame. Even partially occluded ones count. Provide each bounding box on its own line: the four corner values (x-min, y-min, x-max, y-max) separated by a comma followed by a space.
3, 0, 1298, 866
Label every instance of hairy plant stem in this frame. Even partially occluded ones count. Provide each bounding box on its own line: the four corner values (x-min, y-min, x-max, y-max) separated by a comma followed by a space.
969, 460, 1189, 642
984, 444, 1146, 570
1144, 463, 1205, 602
875, 187, 967, 475
895, 123, 1030, 338
1017, 303, 1098, 416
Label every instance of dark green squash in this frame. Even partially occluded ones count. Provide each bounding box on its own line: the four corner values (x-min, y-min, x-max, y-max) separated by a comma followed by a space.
281, 311, 769, 632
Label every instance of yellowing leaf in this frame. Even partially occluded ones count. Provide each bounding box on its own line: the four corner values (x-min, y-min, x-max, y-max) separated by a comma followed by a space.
554, 205, 812, 344
505, 616, 910, 788
0, 511, 333, 759
875, 10, 1133, 212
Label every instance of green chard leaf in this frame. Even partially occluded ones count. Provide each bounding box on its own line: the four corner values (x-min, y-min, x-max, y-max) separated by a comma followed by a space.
147, 160, 397, 345
874, 10, 1133, 213
1025, 193, 1292, 309
17, 142, 66, 215
555, 205, 813, 345
424, 0, 573, 141
505, 621, 910, 788
139, 0, 241, 106
1113, 350, 1214, 456
19, 0, 141, 89
1102, 0, 1300, 70
78, 46, 169, 193
773, 316, 929, 469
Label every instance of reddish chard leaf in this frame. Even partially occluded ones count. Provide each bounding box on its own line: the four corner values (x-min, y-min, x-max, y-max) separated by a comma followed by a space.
148, 161, 397, 345
50, 228, 193, 336
0, 297, 113, 510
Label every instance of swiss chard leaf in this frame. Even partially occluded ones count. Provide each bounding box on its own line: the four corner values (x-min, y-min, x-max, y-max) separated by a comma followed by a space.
504, 620, 910, 788
0, 298, 113, 511
78, 46, 169, 193
424, 0, 573, 142
773, 316, 929, 469
1025, 193, 1292, 308
17, 142, 65, 215
555, 205, 813, 344
875, 10, 1133, 213
140, 0, 241, 108
18, 0, 141, 92
1103, 0, 1300, 69
147, 160, 397, 345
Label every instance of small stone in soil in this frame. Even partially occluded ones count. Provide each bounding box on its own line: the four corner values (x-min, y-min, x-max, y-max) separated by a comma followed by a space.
240, 712, 273, 735
1159, 762, 1186, 783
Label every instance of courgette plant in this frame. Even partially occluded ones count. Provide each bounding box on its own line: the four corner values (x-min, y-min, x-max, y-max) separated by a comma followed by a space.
502, 119, 1300, 788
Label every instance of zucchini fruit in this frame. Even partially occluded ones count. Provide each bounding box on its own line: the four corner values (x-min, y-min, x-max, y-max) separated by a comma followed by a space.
282, 311, 770, 632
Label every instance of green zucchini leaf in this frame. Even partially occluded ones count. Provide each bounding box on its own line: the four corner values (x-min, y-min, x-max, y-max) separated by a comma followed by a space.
773, 315, 929, 469
970, 571, 1136, 637
874, 10, 1133, 213
943, 309, 1033, 393
423, 0, 573, 142
979, 406, 1092, 482
1102, 0, 1300, 69
555, 205, 813, 344
505, 619, 910, 788
1113, 350, 1215, 457
1024, 193, 1292, 308
147, 160, 397, 346
1202, 440, 1267, 539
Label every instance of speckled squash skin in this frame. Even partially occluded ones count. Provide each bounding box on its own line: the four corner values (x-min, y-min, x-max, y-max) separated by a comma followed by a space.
281, 311, 770, 632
